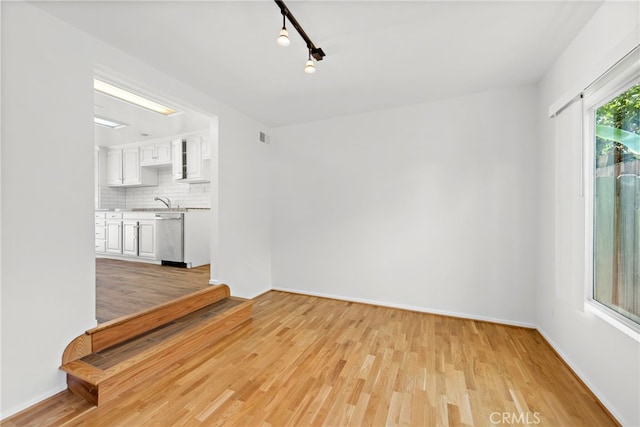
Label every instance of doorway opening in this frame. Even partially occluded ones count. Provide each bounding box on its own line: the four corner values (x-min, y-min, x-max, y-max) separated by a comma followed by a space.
92, 73, 219, 323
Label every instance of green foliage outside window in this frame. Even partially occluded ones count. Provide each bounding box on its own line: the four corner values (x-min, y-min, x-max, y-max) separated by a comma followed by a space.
595, 84, 640, 158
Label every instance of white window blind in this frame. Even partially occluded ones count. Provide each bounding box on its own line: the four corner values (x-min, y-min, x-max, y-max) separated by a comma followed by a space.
554, 98, 586, 311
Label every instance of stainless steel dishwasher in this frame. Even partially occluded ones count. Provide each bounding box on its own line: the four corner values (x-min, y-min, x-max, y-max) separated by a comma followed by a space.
154, 213, 185, 267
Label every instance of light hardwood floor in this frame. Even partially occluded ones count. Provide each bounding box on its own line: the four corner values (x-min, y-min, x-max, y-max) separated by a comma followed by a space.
96, 258, 211, 323
3, 290, 617, 426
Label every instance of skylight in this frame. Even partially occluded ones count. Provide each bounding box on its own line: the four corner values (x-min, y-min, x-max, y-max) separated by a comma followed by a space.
94, 116, 127, 129
94, 78, 177, 116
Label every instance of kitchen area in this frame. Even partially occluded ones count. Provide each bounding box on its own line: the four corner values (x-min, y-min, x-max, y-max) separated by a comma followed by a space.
94, 76, 215, 270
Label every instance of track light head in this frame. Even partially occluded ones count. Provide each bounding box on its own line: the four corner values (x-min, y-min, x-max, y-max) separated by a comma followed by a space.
277, 27, 290, 46
277, 13, 290, 46
304, 50, 316, 74
304, 59, 316, 74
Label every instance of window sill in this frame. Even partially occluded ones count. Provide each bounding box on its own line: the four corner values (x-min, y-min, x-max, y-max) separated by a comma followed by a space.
585, 300, 640, 342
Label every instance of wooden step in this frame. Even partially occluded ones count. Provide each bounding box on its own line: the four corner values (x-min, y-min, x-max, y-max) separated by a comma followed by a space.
60, 285, 253, 406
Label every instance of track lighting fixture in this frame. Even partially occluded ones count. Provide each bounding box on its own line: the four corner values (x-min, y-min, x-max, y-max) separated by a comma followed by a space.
277, 13, 290, 46
304, 49, 316, 74
274, 0, 326, 73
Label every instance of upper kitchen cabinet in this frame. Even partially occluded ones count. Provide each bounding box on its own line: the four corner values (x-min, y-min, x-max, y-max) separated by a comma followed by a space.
140, 141, 172, 167
106, 147, 158, 187
172, 137, 210, 183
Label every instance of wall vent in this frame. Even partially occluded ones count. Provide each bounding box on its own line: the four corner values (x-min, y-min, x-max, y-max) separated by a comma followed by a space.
259, 131, 270, 144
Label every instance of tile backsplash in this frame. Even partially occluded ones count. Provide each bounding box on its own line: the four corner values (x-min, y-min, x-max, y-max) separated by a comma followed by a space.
99, 185, 126, 209
99, 169, 211, 209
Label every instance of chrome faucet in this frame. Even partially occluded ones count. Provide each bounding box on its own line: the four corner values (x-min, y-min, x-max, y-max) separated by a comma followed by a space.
154, 196, 171, 209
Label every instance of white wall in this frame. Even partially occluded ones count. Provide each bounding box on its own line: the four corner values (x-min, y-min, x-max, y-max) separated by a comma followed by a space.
271, 85, 539, 326
537, 2, 640, 425
216, 112, 272, 297
1, 2, 96, 416
1, 1, 271, 417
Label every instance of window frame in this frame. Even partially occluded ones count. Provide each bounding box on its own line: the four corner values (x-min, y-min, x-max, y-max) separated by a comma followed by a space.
583, 64, 640, 341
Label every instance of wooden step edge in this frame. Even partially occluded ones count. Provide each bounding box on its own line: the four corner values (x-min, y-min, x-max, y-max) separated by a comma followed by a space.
89, 284, 231, 352
60, 360, 106, 385
92, 300, 254, 405
88, 284, 231, 333
100, 299, 253, 381
62, 334, 93, 365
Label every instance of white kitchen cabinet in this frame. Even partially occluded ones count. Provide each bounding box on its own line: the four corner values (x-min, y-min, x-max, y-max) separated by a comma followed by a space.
122, 219, 156, 258
183, 210, 210, 268
172, 139, 185, 180
139, 145, 155, 166
95, 212, 106, 253
122, 220, 138, 256
186, 138, 203, 180
107, 147, 158, 187
105, 220, 123, 254
138, 220, 156, 259
201, 137, 211, 160
122, 148, 141, 186
106, 150, 123, 186
172, 137, 210, 183
98, 212, 157, 261
140, 142, 172, 167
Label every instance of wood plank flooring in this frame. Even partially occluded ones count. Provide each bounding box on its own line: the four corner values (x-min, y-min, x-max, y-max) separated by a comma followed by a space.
96, 258, 211, 323
3, 291, 617, 426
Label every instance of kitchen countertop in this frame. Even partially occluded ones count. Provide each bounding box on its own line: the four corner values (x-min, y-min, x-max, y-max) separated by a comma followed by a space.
96, 208, 210, 212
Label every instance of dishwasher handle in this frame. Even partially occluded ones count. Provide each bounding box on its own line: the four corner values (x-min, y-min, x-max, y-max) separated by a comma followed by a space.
155, 213, 184, 220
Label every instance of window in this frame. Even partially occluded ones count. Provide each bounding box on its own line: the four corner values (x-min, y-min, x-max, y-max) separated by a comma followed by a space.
590, 80, 640, 327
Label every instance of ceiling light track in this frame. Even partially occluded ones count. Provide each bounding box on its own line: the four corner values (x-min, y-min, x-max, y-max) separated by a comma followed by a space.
274, 0, 325, 72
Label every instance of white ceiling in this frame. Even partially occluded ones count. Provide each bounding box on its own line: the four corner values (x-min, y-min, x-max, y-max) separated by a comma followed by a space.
33, 1, 603, 128
94, 91, 211, 146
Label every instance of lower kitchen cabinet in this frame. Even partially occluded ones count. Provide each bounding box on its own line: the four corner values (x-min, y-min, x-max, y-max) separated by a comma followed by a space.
137, 220, 155, 258
122, 219, 155, 258
95, 212, 106, 253
122, 220, 138, 256
105, 220, 123, 254
98, 212, 157, 262
96, 210, 208, 268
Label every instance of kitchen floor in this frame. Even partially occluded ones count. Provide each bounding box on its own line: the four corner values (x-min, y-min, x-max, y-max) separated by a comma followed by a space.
96, 258, 211, 323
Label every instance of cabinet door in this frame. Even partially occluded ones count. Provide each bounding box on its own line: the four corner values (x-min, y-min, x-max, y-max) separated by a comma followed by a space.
138, 220, 156, 259
105, 221, 122, 254
122, 148, 140, 185
95, 220, 106, 253
139, 145, 156, 166
106, 150, 123, 186
201, 137, 211, 160
95, 240, 106, 253
172, 139, 185, 180
155, 143, 172, 164
186, 139, 202, 180
122, 220, 138, 256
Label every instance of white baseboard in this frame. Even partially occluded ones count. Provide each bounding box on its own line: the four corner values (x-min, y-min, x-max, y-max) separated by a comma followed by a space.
1, 383, 67, 420
271, 286, 537, 329
535, 328, 622, 425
